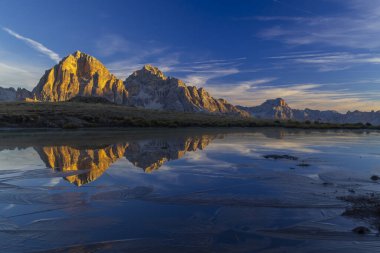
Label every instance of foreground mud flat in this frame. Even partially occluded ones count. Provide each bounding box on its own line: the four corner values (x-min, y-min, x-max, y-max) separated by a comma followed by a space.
0, 128, 380, 252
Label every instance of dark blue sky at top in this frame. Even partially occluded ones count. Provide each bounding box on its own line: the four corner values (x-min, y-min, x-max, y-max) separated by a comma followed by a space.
1, 0, 380, 111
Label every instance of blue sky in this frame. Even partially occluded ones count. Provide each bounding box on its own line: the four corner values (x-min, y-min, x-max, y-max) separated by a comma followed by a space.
1, 0, 380, 111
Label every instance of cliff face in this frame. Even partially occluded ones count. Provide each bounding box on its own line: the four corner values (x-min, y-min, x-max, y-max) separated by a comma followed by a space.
32, 51, 128, 104
125, 65, 249, 117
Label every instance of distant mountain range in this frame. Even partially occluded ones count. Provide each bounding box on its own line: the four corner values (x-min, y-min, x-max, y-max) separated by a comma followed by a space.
238, 98, 380, 125
1, 51, 379, 124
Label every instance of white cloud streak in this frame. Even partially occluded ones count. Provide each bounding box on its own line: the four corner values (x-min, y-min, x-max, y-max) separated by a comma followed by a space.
268, 52, 380, 72
256, 1, 380, 49
2, 27, 60, 63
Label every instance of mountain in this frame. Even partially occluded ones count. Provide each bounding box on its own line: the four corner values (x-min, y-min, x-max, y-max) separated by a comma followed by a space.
26, 51, 247, 116
125, 64, 249, 116
238, 98, 380, 125
3, 50, 380, 122
238, 98, 294, 120
32, 51, 128, 104
0, 87, 32, 101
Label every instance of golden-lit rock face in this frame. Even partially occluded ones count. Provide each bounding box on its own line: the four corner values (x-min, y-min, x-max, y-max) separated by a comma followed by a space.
34, 135, 217, 186
32, 51, 128, 103
35, 144, 127, 186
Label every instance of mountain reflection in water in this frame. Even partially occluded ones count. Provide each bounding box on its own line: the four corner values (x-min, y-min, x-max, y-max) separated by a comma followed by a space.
1, 128, 380, 252
0, 129, 220, 186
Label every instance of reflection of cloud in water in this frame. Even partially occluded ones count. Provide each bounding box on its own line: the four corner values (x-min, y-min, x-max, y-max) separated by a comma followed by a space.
259, 142, 319, 153
1, 129, 380, 252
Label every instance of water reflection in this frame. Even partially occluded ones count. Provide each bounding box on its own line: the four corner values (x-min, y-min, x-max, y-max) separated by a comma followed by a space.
1, 128, 380, 252
35, 144, 127, 186
0, 130, 222, 186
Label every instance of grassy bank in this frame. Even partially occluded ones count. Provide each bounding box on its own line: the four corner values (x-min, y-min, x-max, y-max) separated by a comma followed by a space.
0, 101, 378, 130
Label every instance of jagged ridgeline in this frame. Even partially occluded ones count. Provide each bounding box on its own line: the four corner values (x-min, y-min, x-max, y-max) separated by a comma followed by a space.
3, 50, 380, 124
3, 51, 248, 117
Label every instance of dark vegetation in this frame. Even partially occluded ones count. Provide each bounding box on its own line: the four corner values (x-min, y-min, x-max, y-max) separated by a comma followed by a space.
67, 96, 115, 104
1, 101, 380, 129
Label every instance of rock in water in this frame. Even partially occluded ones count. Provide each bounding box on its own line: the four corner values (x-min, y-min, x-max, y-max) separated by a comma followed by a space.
352, 226, 370, 234
32, 51, 128, 104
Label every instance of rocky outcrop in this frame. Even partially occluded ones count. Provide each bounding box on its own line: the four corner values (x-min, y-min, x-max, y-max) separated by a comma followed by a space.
239, 98, 380, 125
125, 64, 249, 117
0, 87, 32, 101
32, 51, 128, 104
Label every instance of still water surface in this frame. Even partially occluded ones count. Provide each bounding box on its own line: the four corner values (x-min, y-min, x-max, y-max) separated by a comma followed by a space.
1, 128, 380, 252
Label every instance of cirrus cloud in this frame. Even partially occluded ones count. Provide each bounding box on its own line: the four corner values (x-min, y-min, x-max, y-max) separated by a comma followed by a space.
2, 27, 60, 62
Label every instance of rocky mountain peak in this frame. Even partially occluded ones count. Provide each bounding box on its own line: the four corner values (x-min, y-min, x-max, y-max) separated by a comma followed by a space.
238, 97, 292, 119
125, 65, 249, 116
263, 98, 288, 107
131, 64, 167, 81
73, 50, 82, 57
32, 51, 127, 103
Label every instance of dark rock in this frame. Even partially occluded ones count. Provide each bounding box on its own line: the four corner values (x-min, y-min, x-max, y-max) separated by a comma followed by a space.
296, 163, 310, 167
352, 226, 370, 234
263, 154, 299, 160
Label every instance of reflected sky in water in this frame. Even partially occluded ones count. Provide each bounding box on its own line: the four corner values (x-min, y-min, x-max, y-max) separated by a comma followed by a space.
1, 128, 380, 252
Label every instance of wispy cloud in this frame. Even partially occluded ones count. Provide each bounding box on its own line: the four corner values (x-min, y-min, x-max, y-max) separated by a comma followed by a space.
169, 58, 250, 87
255, 1, 380, 49
96, 34, 252, 86
203, 79, 380, 112
97, 34, 176, 78
0, 61, 43, 89
2, 27, 60, 62
268, 52, 380, 72
95, 34, 130, 57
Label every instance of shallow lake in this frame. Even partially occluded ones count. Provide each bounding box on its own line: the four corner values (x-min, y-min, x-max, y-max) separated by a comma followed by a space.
1, 128, 380, 252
